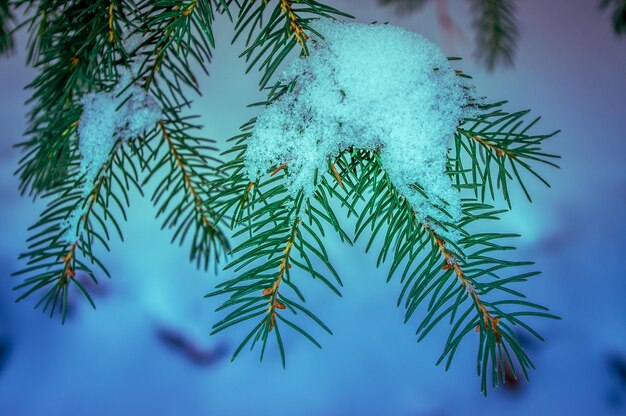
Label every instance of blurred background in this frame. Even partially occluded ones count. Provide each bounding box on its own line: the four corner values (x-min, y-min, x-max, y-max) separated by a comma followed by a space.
0, 0, 625, 414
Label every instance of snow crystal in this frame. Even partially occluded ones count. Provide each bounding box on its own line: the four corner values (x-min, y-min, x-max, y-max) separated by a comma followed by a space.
244, 19, 474, 241
61, 66, 162, 244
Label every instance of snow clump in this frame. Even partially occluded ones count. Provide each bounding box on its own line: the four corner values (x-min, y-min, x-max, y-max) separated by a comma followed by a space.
61, 66, 162, 244
244, 19, 475, 242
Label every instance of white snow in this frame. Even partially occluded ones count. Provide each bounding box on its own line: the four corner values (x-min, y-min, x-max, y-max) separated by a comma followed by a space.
244, 19, 474, 241
61, 66, 162, 244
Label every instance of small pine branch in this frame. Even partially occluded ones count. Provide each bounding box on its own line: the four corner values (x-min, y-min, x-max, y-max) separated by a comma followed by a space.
131, 1, 231, 268
140, 118, 229, 270
233, 0, 352, 88
14, 138, 141, 320
453, 101, 560, 206
207, 174, 345, 365
208, 59, 559, 391
334, 149, 559, 394
135, 0, 222, 99
14, 0, 132, 196
13, 0, 232, 314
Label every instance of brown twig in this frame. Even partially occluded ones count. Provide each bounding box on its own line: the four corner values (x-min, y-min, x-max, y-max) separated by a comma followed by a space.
278, 0, 309, 50
108, 1, 116, 44
470, 134, 517, 159
424, 225, 502, 343
261, 220, 301, 331
159, 121, 214, 228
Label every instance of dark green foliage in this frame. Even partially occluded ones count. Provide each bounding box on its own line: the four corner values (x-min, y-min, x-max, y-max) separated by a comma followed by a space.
335, 149, 559, 394
0, 0, 14, 55
208, 69, 559, 393
234, 0, 352, 88
14, 0, 132, 195
13, 140, 140, 321
454, 101, 560, 205
13, 0, 233, 317
10, 0, 559, 395
602, 0, 626, 35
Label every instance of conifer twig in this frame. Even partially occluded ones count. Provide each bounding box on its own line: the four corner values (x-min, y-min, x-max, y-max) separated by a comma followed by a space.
278, 0, 309, 49
261, 219, 300, 331
159, 121, 214, 229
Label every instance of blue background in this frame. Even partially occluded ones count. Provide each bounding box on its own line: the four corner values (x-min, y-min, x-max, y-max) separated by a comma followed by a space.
0, 0, 625, 414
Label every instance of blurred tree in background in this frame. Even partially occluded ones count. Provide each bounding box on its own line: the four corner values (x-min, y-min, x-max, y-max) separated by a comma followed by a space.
381, 0, 626, 69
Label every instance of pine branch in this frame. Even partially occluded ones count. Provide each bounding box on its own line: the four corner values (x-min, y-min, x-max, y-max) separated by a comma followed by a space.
453, 101, 560, 206
14, 0, 232, 315
140, 119, 229, 270
333, 149, 558, 394
233, 0, 352, 88
209, 54, 560, 388
14, 0, 133, 196
208, 174, 344, 365
136, 0, 222, 99
130, 0, 231, 267
470, 0, 518, 70
14, 138, 141, 320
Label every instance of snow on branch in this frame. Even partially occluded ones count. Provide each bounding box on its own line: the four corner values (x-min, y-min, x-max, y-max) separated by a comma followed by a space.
244, 19, 475, 243
61, 66, 162, 243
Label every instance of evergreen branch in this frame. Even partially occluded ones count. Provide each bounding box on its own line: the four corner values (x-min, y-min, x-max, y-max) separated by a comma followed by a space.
141, 118, 229, 270
13, 139, 138, 320
601, 0, 626, 35
425, 225, 502, 345
278, 0, 309, 48
336, 150, 557, 394
14, 0, 132, 196
469, 0, 518, 70
233, 0, 352, 88
260, 216, 300, 333
208, 151, 345, 364
137, 0, 220, 96
132, 1, 231, 269
454, 102, 560, 205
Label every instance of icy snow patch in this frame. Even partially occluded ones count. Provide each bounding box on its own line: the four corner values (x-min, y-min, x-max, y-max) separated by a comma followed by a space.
244, 19, 474, 241
61, 67, 161, 244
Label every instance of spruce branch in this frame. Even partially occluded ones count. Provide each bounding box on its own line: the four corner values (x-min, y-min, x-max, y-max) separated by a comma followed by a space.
454, 101, 560, 205
130, 0, 232, 268
209, 57, 559, 390
14, 138, 140, 320
233, 0, 352, 88
136, 0, 220, 97
141, 119, 229, 270
14, 0, 232, 315
208, 176, 343, 365
333, 149, 558, 394
14, 0, 132, 196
